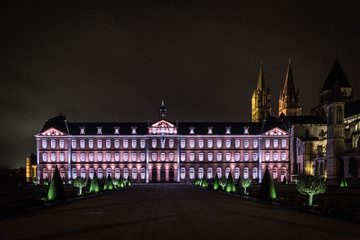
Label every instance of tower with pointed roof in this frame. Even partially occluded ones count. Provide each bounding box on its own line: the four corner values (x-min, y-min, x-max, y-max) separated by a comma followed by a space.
279, 60, 301, 117
158, 100, 167, 120
252, 62, 271, 122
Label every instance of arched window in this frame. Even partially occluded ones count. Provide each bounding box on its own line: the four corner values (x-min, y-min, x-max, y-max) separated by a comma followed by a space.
123, 168, 129, 179
89, 168, 94, 179
115, 168, 120, 179
280, 169, 286, 182
89, 153, 94, 162
97, 168, 103, 179
244, 167, 249, 179
336, 106, 343, 123
225, 167, 231, 178
132, 168, 137, 180
106, 153, 111, 162
80, 168, 86, 179
140, 168, 146, 180
60, 168, 66, 179
106, 168, 112, 178
180, 167, 186, 179
207, 167, 213, 179
272, 168, 278, 179
43, 168, 48, 180
252, 167, 258, 179
72, 168, 77, 179
198, 167, 204, 179
216, 167, 222, 178
234, 167, 240, 179
189, 168, 195, 179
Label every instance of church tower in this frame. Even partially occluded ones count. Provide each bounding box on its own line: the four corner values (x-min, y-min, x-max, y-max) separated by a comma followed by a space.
279, 60, 301, 116
158, 100, 167, 120
252, 62, 271, 122
326, 80, 346, 183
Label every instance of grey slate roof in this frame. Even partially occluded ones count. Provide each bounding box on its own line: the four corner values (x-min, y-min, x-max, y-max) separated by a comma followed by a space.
321, 59, 351, 92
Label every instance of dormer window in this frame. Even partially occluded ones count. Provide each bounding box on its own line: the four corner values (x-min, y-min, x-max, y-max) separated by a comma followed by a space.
97, 127, 102, 135
131, 126, 137, 135
189, 126, 195, 135
226, 126, 231, 134
80, 127, 85, 135
208, 127, 213, 135
244, 126, 249, 135
114, 127, 120, 135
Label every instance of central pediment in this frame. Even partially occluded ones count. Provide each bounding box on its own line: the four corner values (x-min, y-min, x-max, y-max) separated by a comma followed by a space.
149, 120, 177, 134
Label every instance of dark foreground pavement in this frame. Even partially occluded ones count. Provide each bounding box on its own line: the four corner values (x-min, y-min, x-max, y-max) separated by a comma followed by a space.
0, 186, 359, 240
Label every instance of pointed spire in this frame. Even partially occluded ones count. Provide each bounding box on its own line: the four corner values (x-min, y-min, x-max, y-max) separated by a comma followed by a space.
257, 61, 265, 91
161, 99, 165, 106
282, 59, 296, 97
321, 59, 351, 92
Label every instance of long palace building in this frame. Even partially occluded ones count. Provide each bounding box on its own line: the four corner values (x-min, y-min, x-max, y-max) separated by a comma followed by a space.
31, 59, 360, 185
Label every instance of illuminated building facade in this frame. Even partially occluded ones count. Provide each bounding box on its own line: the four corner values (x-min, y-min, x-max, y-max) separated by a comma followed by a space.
35, 102, 291, 184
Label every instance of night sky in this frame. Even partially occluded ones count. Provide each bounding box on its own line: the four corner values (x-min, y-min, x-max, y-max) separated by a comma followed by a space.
1, 1, 360, 168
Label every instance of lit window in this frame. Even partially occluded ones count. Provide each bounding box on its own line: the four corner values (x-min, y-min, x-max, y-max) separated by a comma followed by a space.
208, 127, 213, 134
59, 140, 65, 149
281, 152, 286, 161
132, 153, 137, 162
235, 139, 240, 148
140, 168, 146, 180
234, 167, 240, 179
140, 140, 145, 148
217, 153, 222, 161
72, 168, 77, 179
152, 153, 157, 161
244, 140, 249, 148
123, 168, 129, 179
97, 127, 102, 135
169, 152, 174, 161
81, 168, 86, 179
42, 153, 47, 162
199, 153, 204, 161
216, 167, 222, 178
169, 139, 174, 148
43, 168, 48, 180
42, 140, 47, 149
252, 167, 258, 179
114, 127, 120, 135
244, 167, 249, 179
189, 168, 195, 179
132, 168, 137, 179
273, 139, 278, 148
226, 152, 231, 161
98, 168, 103, 179
97, 153, 103, 162
71, 153, 77, 162
51, 140, 56, 149
235, 153, 240, 161
169, 128, 174, 134
97, 140, 102, 149
181, 168, 186, 179
80, 140, 85, 149
131, 140, 137, 148
273, 152, 278, 161
244, 126, 249, 134
217, 140, 222, 148
253, 153, 258, 161
114, 140, 120, 148
131, 126, 137, 135
115, 168, 120, 179
253, 140, 258, 148
189, 140, 195, 148
122, 153, 128, 162
106, 140, 111, 149
72, 140, 77, 149
281, 139, 287, 148
207, 167, 213, 179
161, 152, 165, 161
140, 153, 146, 161
265, 152, 270, 161
80, 153, 85, 162
115, 153, 120, 161
190, 152, 195, 161
152, 128, 156, 134
181, 153, 186, 161
89, 140, 94, 149
180, 140, 186, 148
106, 153, 111, 162
226, 127, 231, 134
208, 140, 213, 148
281, 170, 285, 182
225, 167, 230, 178
89, 153, 94, 162
89, 168, 94, 179
152, 139, 157, 148
208, 153, 213, 161
244, 152, 249, 161
226, 139, 231, 148
123, 140, 128, 149
265, 139, 270, 148
189, 127, 195, 134
199, 140, 204, 148
273, 169, 278, 179
80, 127, 85, 135
198, 168, 204, 179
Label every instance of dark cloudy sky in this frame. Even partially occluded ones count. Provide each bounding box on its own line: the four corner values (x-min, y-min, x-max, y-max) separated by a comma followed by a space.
1, 0, 359, 168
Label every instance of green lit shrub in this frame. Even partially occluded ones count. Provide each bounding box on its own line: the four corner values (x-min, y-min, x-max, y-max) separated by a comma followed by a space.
201, 176, 208, 188
219, 177, 227, 190
225, 172, 236, 193
282, 176, 288, 184
112, 179, 120, 188
73, 177, 87, 195
240, 179, 251, 194
44, 177, 49, 186
47, 166, 66, 201
340, 176, 348, 188
89, 173, 100, 193
258, 167, 276, 200
296, 174, 326, 206
213, 174, 219, 190
104, 175, 114, 190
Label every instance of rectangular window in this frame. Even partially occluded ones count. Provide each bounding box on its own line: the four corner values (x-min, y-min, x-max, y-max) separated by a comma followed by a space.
281, 139, 287, 148
72, 140, 77, 149
140, 140, 146, 148
115, 153, 120, 161
235, 139, 240, 148
189, 140, 195, 148
244, 168, 249, 179
217, 140, 222, 148
42, 153, 47, 162
244, 153, 249, 161
141, 168, 146, 180
244, 140, 249, 148
106, 153, 111, 162
226, 139, 231, 148
140, 153, 146, 161
59, 140, 65, 149
265, 152, 270, 161
42, 140, 47, 149
114, 140, 120, 148
265, 139, 270, 148
106, 140, 111, 149
123, 140, 128, 148
189, 153, 195, 161
160, 152, 165, 161
199, 153, 204, 161
132, 140, 137, 148
217, 153, 222, 161
123, 153, 128, 162
181, 153, 186, 161
273, 139, 278, 148
89, 153, 94, 162
152, 153, 157, 161
81, 153, 86, 162
252, 168, 258, 179
281, 152, 286, 161
253, 153, 258, 161
152, 139, 157, 148
169, 152, 175, 161
235, 153, 240, 161
97, 153, 103, 162
208, 140, 213, 148
253, 140, 258, 148
208, 153, 213, 161
97, 140, 102, 149
51, 140, 56, 149
198, 140, 204, 148
89, 140, 94, 149
80, 140, 85, 149
180, 140, 186, 148
180, 168, 186, 180
226, 152, 231, 161
72, 153, 77, 162
132, 153, 137, 162
169, 139, 174, 148
273, 152, 278, 161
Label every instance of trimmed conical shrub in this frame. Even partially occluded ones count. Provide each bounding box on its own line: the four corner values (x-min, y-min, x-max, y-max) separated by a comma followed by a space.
104, 175, 114, 190
340, 176, 348, 187
225, 172, 236, 193
213, 174, 219, 190
258, 167, 276, 200
282, 176, 288, 184
47, 166, 66, 201
89, 172, 100, 193
44, 177, 49, 186
201, 176, 208, 188
127, 177, 131, 186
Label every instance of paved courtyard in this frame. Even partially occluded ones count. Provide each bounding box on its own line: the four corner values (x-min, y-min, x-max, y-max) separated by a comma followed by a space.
0, 185, 359, 240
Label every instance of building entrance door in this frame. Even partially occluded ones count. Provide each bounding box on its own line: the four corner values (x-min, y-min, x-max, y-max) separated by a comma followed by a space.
160, 167, 166, 182
169, 167, 174, 182
152, 168, 157, 182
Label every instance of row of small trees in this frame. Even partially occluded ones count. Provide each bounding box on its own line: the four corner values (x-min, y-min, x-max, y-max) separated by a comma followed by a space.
47, 166, 131, 201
